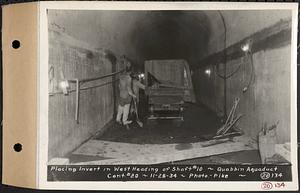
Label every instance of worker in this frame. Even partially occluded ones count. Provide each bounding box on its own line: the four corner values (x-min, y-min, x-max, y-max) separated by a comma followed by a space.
131, 72, 146, 104
116, 57, 136, 129
123, 55, 132, 72
130, 72, 146, 122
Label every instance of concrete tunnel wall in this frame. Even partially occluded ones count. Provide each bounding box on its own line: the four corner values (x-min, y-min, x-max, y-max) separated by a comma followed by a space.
193, 10, 292, 144
48, 10, 292, 159
48, 28, 115, 159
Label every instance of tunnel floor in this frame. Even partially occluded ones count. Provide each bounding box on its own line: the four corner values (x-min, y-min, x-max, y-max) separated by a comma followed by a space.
65, 102, 287, 165
94, 103, 222, 144
66, 103, 260, 164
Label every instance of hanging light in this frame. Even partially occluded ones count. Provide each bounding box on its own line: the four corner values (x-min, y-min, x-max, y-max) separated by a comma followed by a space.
138, 73, 145, 79
59, 80, 70, 95
205, 68, 211, 76
241, 39, 254, 93
241, 39, 253, 53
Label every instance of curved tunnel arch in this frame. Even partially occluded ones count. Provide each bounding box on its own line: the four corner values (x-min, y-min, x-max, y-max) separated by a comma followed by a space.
49, 10, 227, 68
127, 11, 215, 68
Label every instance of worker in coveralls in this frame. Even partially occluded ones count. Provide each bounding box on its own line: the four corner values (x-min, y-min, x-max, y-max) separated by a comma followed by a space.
130, 73, 145, 115
132, 73, 145, 105
116, 56, 136, 129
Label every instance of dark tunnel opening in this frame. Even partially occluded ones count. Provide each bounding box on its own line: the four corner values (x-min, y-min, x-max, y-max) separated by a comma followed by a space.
128, 11, 212, 69
91, 10, 222, 146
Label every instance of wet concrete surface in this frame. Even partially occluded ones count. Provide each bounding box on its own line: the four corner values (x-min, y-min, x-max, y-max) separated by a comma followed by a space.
94, 103, 222, 144
67, 103, 260, 164
175, 143, 193, 150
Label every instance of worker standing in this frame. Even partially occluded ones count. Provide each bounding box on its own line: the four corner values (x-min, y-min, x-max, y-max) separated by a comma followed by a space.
129, 73, 145, 124
131, 73, 146, 127
116, 57, 136, 129
132, 73, 146, 104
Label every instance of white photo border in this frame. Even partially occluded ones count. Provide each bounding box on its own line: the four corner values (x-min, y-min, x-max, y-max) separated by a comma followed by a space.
38, 1, 298, 190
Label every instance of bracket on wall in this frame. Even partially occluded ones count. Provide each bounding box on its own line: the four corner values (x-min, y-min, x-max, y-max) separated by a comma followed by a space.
64, 68, 125, 124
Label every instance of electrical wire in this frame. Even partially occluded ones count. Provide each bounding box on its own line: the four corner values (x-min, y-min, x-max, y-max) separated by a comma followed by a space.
216, 10, 242, 80
79, 68, 124, 83
49, 67, 126, 95
217, 10, 255, 92
243, 51, 255, 92
223, 63, 242, 79
49, 78, 120, 96
216, 10, 227, 79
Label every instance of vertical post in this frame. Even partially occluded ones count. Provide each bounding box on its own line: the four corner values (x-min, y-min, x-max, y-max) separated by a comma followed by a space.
112, 58, 117, 119
75, 79, 80, 123
224, 60, 227, 118
218, 10, 227, 119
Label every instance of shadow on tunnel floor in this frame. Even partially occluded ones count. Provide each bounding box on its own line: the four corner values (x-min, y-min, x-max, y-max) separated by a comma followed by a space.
94, 103, 222, 144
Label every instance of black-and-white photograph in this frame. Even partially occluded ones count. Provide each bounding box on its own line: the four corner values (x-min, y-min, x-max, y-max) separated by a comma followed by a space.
44, 3, 296, 185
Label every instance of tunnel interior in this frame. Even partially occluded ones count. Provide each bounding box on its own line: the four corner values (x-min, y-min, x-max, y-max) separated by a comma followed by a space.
48, 10, 214, 69
128, 11, 211, 68
47, 9, 292, 162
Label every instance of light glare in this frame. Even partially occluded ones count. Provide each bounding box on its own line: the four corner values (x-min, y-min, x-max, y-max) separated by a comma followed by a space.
205, 69, 211, 76
138, 73, 145, 79
241, 43, 250, 52
59, 81, 69, 89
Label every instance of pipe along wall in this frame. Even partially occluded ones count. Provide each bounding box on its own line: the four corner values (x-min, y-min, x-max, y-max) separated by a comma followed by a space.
48, 10, 292, 159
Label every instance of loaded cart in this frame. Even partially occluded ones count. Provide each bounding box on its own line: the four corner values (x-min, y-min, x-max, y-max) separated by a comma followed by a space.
144, 59, 195, 126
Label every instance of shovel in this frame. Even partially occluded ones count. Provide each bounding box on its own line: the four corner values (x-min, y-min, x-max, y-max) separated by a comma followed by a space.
133, 98, 143, 128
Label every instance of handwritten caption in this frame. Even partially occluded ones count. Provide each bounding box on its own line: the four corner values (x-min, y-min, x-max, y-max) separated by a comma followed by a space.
261, 182, 286, 190
48, 165, 292, 181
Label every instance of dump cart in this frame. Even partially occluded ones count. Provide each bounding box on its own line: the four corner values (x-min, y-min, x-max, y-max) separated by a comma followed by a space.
144, 59, 195, 126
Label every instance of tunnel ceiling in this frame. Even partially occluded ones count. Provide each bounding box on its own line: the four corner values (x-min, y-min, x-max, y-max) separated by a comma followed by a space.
49, 10, 291, 69
129, 11, 211, 67
49, 10, 213, 68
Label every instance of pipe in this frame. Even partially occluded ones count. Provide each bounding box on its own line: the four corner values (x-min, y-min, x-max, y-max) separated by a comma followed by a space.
48, 79, 119, 95
52, 68, 125, 122
80, 69, 124, 83
218, 10, 227, 118
69, 79, 80, 123
75, 79, 80, 123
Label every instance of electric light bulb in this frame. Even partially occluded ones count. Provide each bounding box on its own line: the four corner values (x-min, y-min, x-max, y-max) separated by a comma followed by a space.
205, 69, 211, 76
59, 80, 70, 95
59, 81, 69, 89
241, 39, 253, 52
138, 73, 145, 79
241, 43, 250, 52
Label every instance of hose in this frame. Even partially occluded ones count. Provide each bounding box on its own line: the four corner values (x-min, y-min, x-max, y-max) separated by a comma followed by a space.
243, 51, 255, 93
217, 10, 254, 92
